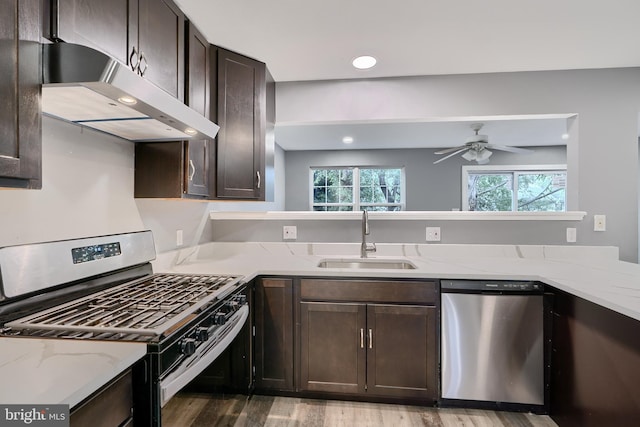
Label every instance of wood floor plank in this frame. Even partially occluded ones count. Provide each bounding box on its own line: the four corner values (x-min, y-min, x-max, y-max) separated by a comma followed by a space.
162, 393, 559, 427
234, 394, 275, 426
162, 392, 211, 427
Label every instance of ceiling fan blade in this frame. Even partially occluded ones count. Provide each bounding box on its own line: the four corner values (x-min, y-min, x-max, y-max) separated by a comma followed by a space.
433, 147, 469, 164
486, 144, 534, 154
434, 145, 468, 155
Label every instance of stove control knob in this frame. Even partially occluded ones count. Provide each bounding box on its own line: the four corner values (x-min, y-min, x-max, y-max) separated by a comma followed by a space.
196, 327, 209, 342
236, 295, 247, 305
180, 338, 196, 356
214, 311, 227, 325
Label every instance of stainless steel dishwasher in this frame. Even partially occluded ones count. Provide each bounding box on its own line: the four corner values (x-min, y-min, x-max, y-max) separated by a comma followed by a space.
440, 279, 548, 413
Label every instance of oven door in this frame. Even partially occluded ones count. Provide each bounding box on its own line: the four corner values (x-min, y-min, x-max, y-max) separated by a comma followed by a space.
159, 304, 249, 406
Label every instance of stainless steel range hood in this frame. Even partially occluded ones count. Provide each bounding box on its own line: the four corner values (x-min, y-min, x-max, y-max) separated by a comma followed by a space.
42, 43, 219, 142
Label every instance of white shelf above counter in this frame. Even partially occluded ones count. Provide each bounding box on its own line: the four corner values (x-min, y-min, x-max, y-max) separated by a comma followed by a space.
209, 210, 587, 221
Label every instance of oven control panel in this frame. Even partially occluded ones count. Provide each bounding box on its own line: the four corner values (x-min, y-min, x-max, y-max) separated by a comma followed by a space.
71, 242, 122, 264
178, 292, 248, 356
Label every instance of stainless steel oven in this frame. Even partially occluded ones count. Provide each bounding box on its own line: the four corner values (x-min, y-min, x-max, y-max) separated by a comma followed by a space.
0, 231, 249, 426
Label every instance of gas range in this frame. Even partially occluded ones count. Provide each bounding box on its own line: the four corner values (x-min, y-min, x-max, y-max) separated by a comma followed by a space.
0, 231, 249, 426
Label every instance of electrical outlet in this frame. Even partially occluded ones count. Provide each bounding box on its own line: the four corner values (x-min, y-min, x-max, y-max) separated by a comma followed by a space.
566, 227, 577, 243
283, 226, 297, 240
594, 215, 606, 231
176, 229, 184, 246
426, 227, 441, 242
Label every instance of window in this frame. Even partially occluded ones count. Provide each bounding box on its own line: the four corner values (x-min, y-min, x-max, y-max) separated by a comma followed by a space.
462, 165, 566, 212
311, 167, 404, 211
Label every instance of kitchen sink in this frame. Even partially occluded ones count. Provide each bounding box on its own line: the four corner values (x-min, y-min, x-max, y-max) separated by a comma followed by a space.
317, 258, 417, 270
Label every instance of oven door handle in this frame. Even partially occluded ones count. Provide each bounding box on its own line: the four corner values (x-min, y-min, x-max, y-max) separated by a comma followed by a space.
159, 304, 249, 407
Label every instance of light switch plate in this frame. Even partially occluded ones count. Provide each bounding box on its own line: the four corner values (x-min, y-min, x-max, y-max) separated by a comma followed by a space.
426, 227, 441, 242
283, 225, 297, 240
594, 215, 606, 231
176, 229, 184, 246
566, 227, 577, 243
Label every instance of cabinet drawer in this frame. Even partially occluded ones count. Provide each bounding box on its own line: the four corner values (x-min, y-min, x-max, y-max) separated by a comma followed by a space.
300, 279, 437, 304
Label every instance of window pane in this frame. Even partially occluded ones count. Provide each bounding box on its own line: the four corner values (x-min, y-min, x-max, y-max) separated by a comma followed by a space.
468, 173, 513, 211
340, 169, 353, 186
313, 169, 326, 186
339, 186, 353, 203
326, 187, 338, 203
517, 173, 566, 212
313, 187, 326, 204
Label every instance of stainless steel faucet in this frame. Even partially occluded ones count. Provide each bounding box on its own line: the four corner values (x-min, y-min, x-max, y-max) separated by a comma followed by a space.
360, 209, 377, 258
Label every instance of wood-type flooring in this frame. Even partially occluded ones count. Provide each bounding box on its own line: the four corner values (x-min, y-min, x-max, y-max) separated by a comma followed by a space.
162, 393, 559, 427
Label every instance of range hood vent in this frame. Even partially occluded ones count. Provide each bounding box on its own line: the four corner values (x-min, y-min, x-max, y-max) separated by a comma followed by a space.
42, 43, 219, 142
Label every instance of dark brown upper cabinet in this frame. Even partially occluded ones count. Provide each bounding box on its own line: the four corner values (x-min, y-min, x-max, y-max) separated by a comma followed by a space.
0, 0, 42, 189
134, 21, 209, 199
212, 46, 266, 200
49, 0, 184, 100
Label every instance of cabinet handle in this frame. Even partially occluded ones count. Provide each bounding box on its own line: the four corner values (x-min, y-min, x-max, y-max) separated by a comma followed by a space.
256, 171, 261, 189
368, 329, 373, 349
360, 328, 364, 349
138, 52, 148, 77
129, 46, 139, 71
188, 160, 195, 181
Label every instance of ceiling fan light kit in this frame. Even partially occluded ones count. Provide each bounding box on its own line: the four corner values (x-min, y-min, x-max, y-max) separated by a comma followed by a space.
433, 122, 533, 164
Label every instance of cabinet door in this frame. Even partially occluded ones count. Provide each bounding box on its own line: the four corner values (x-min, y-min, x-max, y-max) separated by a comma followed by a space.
137, 0, 184, 100
366, 304, 437, 399
300, 302, 366, 394
255, 278, 294, 391
214, 47, 265, 199
0, 0, 41, 189
184, 23, 210, 197
52, 0, 133, 67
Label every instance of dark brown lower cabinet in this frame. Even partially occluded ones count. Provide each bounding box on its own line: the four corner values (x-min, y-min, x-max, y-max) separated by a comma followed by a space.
550, 288, 640, 427
255, 278, 294, 391
367, 304, 436, 398
300, 301, 437, 400
70, 369, 133, 427
300, 302, 366, 395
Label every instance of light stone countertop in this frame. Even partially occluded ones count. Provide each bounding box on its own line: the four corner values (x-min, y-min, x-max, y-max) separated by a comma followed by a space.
155, 242, 640, 323
0, 338, 146, 407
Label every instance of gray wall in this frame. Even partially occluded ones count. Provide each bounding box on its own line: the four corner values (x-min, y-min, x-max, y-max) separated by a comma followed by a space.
275, 69, 640, 262
284, 146, 566, 211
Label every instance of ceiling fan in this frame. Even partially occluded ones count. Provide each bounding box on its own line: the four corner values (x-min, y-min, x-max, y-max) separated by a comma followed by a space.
433, 123, 534, 164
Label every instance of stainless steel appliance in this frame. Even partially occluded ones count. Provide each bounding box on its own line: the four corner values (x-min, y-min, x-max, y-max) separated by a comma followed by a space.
0, 231, 248, 426
440, 279, 548, 413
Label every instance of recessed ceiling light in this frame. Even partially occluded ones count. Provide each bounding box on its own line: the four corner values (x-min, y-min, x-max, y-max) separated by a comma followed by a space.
352, 56, 377, 70
342, 136, 354, 144
185, 128, 198, 136
117, 95, 137, 105
561, 133, 570, 140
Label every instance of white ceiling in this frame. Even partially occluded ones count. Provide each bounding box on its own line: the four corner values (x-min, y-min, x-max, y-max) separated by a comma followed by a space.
174, 0, 640, 82
174, 0, 638, 151
275, 115, 572, 151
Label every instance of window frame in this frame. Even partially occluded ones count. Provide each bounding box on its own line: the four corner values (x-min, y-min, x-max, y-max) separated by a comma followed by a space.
309, 166, 406, 211
462, 164, 567, 212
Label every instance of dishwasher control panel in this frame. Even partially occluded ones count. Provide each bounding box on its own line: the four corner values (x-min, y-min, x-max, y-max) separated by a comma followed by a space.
440, 279, 543, 293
